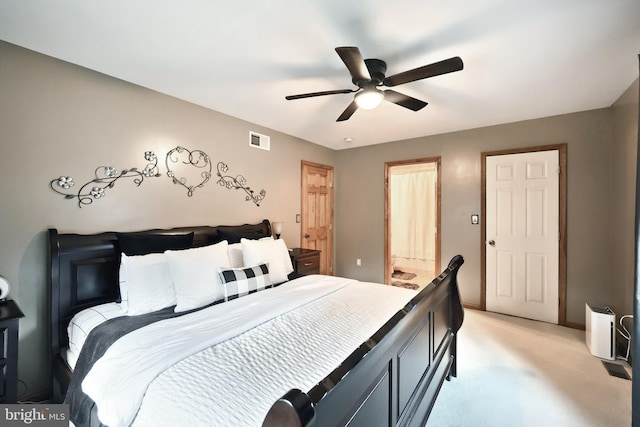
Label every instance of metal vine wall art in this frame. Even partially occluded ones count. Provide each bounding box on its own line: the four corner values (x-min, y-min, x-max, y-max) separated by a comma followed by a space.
50, 151, 160, 207
50, 147, 267, 207
165, 146, 212, 197
217, 162, 266, 206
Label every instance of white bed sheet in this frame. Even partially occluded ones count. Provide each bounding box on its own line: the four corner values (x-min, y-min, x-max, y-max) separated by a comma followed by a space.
66, 302, 126, 370
82, 275, 417, 427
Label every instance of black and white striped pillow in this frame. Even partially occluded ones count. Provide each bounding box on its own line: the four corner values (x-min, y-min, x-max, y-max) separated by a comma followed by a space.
219, 263, 270, 301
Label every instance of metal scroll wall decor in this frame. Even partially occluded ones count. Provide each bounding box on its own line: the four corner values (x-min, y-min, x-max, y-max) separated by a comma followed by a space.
216, 162, 266, 206
50, 151, 160, 207
50, 147, 266, 207
165, 146, 212, 197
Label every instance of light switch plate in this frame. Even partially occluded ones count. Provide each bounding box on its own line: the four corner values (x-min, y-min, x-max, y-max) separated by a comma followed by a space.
471, 214, 479, 225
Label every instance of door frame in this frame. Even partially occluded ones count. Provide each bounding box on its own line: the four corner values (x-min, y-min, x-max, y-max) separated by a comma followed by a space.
481, 144, 568, 325
384, 157, 441, 285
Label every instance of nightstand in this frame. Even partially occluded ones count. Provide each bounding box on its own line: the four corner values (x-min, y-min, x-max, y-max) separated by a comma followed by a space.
0, 300, 24, 403
289, 248, 321, 275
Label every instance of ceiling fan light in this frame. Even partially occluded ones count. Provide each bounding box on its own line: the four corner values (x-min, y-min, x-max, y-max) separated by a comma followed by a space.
355, 89, 383, 110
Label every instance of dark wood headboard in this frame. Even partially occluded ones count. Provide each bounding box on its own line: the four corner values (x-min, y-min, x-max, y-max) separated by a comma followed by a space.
48, 220, 271, 361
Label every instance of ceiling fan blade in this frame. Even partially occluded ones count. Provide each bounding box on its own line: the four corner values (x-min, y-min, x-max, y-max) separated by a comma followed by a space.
337, 101, 358, 122
384, 56, 463, 87
335, 47, 371, 84
285, 89, 355, 100
383, 90, 428, 111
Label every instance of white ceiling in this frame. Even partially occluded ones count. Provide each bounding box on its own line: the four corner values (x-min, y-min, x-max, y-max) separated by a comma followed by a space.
1, 0, 639, 150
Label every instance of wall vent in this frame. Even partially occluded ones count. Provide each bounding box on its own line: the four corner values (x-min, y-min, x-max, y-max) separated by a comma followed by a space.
249, 131, 270, 151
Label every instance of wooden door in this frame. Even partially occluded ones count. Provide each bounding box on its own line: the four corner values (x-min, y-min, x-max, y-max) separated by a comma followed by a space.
301, 161, 334, 275
485, 150, 559, 323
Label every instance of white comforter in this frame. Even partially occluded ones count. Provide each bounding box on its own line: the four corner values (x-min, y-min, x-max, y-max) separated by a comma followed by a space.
82, 275, 416, 427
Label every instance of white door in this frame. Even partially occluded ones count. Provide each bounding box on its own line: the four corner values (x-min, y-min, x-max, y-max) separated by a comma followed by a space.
486, 150, 559, 323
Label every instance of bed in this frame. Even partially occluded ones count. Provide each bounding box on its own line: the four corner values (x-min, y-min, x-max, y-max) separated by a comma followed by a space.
48, 219, 464, 426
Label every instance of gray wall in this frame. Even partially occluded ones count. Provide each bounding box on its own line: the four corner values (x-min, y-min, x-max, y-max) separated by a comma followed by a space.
0, 41, 335, 398
335, 108, 622, 326
610, 78, 639, 319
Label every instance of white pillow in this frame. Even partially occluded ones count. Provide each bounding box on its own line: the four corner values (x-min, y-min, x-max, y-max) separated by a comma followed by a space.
227, 237, 272, 269
121, 253, 176, 316
241, 237, 294, 285
165, 241, 230, 312
227, 243, 244, 268
118, 262, 129, 312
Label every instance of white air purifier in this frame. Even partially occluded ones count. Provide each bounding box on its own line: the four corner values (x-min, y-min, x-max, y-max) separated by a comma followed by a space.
585, 303, 615, 360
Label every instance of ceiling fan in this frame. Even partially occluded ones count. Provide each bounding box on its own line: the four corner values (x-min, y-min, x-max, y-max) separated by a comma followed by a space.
285, 46, 464, 122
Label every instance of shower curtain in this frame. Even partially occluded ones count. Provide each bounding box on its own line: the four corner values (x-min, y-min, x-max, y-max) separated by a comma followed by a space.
390, 165, 436, 261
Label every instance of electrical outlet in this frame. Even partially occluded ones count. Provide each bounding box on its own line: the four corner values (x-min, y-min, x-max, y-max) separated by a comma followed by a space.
356, 259, 361, 266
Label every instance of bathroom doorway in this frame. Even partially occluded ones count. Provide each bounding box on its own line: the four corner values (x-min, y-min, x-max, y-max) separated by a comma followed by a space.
384, 158, 441, 290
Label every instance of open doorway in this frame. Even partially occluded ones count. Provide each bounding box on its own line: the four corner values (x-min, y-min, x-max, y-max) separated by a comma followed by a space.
384, 158, 441, 290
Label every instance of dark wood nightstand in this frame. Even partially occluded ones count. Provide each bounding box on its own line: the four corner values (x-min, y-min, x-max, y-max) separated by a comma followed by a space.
0, 300, 24, 403
289, 248, 321, 275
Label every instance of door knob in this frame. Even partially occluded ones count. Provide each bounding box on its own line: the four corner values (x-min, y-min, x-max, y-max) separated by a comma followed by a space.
488, 240, 496, 246
304, 234, 310, 239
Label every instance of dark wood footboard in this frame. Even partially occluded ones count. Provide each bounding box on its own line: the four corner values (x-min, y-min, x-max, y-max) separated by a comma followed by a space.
263, 255, 464, 427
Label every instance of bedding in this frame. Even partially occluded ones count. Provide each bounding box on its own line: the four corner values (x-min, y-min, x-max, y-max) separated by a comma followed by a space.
66, 303, 126, 370
71, 275, 416, 427
165, 240, 230, 312
227, 243, 244, 268
68, 235, 286, 365
241, 237, 293, 285
120, 253, 176, 315
66, 306, 187, 427
219, 263, 271, 300
116, 232, 194, 309
50, 221, 464, 427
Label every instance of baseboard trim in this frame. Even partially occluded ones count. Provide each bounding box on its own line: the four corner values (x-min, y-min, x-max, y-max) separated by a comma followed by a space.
565, 321, 585, 330
463, 306, 587, 331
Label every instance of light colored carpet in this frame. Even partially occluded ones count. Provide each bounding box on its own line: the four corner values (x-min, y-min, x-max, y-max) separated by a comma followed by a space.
428, 309, 631, 426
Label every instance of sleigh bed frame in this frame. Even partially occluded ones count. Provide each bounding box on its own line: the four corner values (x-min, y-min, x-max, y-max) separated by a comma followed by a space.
48, 219, 464, 426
